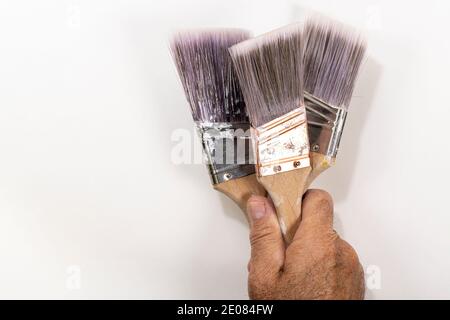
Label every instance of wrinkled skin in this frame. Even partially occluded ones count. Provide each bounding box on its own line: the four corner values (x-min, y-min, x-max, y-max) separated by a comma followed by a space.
246, 189, 365, 300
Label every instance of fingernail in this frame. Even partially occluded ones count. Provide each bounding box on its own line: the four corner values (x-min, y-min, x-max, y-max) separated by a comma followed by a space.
248, 201, 267, 221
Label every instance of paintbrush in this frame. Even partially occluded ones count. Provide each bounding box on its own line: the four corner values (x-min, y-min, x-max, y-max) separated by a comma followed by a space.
303, 16, 367, 186
230, 24, 311, 242
170, 30, 266, 214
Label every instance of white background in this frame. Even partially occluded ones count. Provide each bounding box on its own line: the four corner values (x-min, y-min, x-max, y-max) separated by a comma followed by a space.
0, 0, 449, 299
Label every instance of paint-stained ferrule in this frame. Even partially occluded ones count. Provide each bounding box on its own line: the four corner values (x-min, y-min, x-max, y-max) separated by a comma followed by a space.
195, 122, 255, 185
252, 107, 310, 177
304, 92, 348, 159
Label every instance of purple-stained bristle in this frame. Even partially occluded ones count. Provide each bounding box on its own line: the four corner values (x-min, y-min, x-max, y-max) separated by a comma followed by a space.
170, 29, 250, 123
229, 24, 305, 128
304, 16, 367, 109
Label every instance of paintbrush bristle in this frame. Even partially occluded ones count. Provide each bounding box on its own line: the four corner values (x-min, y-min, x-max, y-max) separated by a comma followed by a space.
304, 16, 367, 109
229, 24, 304, 127
170, 29, 250, 123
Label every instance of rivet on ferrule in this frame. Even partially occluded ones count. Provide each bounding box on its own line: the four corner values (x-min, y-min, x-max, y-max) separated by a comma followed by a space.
304, 92, 348, 158
252, 107, 311, 177
195, 122, 256, 185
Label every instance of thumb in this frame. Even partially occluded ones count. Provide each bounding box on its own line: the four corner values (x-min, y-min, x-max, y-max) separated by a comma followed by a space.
247, 196, 285, 277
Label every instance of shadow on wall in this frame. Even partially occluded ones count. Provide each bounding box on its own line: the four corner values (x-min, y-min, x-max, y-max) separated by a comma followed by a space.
130, 6, 383, 230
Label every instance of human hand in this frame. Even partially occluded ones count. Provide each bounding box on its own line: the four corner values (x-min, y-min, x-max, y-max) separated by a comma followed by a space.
246, 189, 365, 300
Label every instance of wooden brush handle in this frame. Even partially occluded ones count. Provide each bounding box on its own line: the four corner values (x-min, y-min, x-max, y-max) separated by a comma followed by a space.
214, 174, 267, 217
258, 167, 311, 243
305, 152, 335, 188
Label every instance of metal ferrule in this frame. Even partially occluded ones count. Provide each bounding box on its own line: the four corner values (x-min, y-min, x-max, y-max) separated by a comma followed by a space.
252, 107, 310, 177
195, 122, 255, 185
304, 92, 348, 158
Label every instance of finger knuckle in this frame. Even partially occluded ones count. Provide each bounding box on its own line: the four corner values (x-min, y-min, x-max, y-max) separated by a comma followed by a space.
307, 189, 333, 206
343, 242, 362, 268
332, 239, 363, 273
250, 225, 276, 246
247, 196, 267, 211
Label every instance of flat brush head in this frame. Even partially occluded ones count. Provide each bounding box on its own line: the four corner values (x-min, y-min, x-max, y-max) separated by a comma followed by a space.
304, 16, 367, 109
229, 24, 304, 128
170, 29, 250, 123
